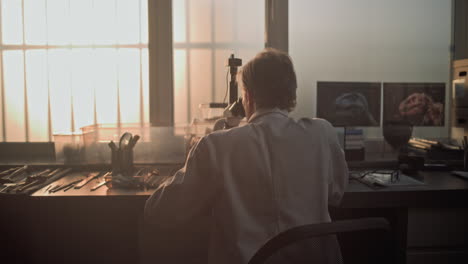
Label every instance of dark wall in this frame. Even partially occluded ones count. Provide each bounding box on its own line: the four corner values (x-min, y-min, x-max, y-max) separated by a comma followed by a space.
0, 143, 55, 163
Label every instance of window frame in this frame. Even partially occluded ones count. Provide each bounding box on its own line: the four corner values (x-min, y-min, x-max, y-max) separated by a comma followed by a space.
148, 0, 174, 126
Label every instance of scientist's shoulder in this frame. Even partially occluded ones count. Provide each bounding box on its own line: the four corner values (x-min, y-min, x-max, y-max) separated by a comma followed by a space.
203, 122, 256, 142
297, 117, 336, 132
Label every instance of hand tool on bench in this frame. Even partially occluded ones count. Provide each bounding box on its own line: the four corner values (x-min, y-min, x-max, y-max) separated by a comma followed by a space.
0, 167, 20, 176
91, 179, 107, 191
23, 168, 73, 195
51, 179, 82, 193
16, 169, 52, 193
48, 184, 63, 193
91, 172, 112, 191
74, 172, 101, 189
0, 165, 28, 184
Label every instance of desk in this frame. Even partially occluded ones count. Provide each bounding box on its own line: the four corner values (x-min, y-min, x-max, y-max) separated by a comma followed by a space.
343, 171, 468, 208
1, 167, 468, 264
337, 171, 468, 264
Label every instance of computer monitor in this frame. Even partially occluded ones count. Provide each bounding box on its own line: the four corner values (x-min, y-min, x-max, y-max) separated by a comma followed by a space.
316, 81, 381, 127
383, 82, 445, 126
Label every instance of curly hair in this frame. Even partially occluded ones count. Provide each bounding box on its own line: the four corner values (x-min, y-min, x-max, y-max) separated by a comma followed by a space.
240, 48, 297, 112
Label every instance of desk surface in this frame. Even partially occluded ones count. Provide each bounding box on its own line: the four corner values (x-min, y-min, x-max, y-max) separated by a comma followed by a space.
30, 164, 179, 197
4, 166, 468, 264
342, 170, 468, 208
24, 164, 468, 209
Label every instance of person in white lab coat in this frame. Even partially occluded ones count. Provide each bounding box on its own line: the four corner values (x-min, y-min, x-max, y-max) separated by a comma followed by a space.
143, 48, 348, 264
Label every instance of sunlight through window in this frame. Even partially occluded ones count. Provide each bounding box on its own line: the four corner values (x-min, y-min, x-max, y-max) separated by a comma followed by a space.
0, 0, 149, 142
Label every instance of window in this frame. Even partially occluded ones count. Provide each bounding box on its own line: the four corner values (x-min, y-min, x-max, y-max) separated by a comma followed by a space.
172, 0, 265, 125
0, 0, 149, 142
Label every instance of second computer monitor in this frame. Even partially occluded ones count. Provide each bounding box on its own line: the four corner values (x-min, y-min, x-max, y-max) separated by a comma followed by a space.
383, 82, 445, 126
316, 81, 381, 127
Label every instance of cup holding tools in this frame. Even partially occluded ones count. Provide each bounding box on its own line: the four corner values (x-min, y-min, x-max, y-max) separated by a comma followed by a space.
108, 133, 140, 176
107, 132, 141, 188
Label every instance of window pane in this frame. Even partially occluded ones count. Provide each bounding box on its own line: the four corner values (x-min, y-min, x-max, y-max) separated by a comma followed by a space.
188, 0, 211, 43
24, 0, 47, 45
116, 0, 140, 44
214, 0, 234, 43
1, 0, 24, 44
235, 0, 264, 44
140, 0, 148, 44
173, 0, 186, 43
0, 1, 147, 142
3, 51, 25, 141
26, 50, 49, 141
142, 48, 149, 124
47, 0, 71, 45
92, 0, 117, 45
174, 0, 264, 123
118, 49, 140, 123
190, 49, 212, 120
93, 49, 118, 125
70, 0, 94, 45
48, 49, 72, 133
71, 49, 95, 130
173, 49, 188, 124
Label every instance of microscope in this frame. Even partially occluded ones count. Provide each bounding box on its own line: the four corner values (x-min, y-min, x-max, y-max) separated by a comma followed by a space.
213, 54, 246, 131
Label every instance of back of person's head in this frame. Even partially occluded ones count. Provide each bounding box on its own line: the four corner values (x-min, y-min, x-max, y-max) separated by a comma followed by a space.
240, 48, 297, 112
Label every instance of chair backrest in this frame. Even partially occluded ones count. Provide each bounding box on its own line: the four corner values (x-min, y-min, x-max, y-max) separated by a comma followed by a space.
248, 217, 391, 264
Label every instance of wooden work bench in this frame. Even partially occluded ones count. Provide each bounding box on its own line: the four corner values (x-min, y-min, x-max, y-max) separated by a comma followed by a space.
1, 164, 468, 264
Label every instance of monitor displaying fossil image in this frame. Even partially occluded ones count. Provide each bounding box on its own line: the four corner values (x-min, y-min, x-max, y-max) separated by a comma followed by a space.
316, 82, 381, 127
383, 83, 445, 126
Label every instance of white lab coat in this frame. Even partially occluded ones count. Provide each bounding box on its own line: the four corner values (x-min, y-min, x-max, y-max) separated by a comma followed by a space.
144, 108, 348, 264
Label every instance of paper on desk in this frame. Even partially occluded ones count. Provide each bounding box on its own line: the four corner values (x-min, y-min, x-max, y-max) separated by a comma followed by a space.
365, 172, 424, 187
